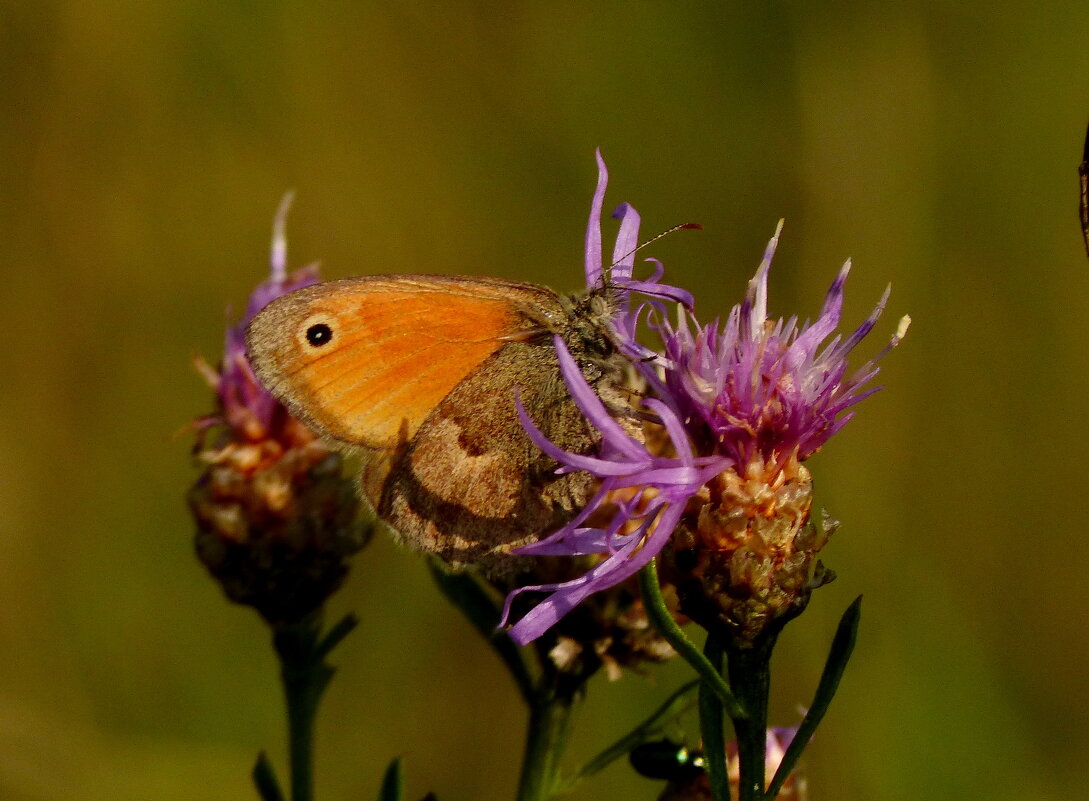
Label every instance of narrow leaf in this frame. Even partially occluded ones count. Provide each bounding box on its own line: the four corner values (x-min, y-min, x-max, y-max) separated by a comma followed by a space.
765, 596, 861, 800
377, 756, 404, 801
252, 751, 286, 801
427, 559, 536, 703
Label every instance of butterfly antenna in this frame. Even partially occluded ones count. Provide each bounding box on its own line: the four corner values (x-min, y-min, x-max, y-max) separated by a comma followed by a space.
609, 222, 702, 272
1079, 118, 1089, 261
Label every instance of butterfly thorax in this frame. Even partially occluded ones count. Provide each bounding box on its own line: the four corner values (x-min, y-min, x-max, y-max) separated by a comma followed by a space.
555, 290, 622, 376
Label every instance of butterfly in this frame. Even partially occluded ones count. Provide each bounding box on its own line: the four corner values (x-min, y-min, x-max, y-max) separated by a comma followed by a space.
245, 273, 638, 569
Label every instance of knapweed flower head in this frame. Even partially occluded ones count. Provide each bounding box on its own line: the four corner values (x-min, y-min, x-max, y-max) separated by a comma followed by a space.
189, 195, 370, 623
502, 157, 908, 645
656, 222, 905, 476
195, 194, 320, 449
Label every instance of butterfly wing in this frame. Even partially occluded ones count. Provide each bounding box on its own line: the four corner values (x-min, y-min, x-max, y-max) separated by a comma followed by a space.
246, 275, 550, 449
379, 335, 602, 565
247, 272, 632, 567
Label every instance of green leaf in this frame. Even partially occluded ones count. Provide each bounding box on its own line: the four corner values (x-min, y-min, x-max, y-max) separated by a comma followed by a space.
315, 612, 359, 659
427, 559, 536, 702
252, 751, 286, 801
764, 595, 862, 800
563, 679, 700, 788
377, 756, 404, 801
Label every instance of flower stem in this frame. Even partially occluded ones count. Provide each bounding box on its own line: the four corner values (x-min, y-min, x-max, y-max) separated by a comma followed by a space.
698, 635, 729, 801
638, 560, 746, 719
724, 636, 776, 801
268, 612, 357, 801
515, 676, 576, 801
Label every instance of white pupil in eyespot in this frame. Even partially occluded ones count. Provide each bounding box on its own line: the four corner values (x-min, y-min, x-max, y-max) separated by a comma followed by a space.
305, 323, 333, 347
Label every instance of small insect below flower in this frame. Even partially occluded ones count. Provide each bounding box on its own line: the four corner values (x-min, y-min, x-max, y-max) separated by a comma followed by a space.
643, 729, 809, 801
630, 739, 706, 782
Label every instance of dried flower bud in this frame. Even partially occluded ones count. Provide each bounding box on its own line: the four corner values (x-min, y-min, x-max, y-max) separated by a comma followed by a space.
663, 457, 838, 645
189, 196, 370, 623
190, 436, 369, 624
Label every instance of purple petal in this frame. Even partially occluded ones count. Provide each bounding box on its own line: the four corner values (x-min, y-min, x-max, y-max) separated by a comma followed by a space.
550, 336, 647, 458
515, 525, 640, 556
617, 278, 695, 309
610, 202, 641, 282
270, 191, 294, 283
506, 501, 687, 644
788, 265, 849, 361
747, 222, 782, 334
584, 150, 609, 289
823, 283, 890, 364
515, 397, 647, 475
643, 398, 695, 464
524, 495, 649, 556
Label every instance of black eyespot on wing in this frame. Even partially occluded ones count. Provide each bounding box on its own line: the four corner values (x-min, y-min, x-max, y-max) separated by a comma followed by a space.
306, 322, 333, 347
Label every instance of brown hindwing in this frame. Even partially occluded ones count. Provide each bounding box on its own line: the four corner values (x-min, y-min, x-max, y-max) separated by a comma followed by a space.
374, 334, 605, 567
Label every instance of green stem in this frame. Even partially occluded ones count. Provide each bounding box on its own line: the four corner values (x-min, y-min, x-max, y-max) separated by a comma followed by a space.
270, 613, 356, 801
638, 561, 746, 719
515, 681, 576, 801
698, 635, 729, 801
725, 636, 776, 801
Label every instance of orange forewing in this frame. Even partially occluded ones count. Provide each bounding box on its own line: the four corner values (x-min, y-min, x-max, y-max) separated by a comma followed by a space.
246, 276, 535, 449
247, 272, 633, 566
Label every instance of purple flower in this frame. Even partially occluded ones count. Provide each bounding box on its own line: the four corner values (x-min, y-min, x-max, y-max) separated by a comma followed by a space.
501, 159, 909, 645
653, 221, 909, 474
501, 340, 731, 644
196, 193, 318, 442
583, 150, 695, 360
189, 195, 369, 623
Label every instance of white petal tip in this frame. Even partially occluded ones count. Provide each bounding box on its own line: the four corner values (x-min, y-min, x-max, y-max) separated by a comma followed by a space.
895, 314, 911, 340
271, 191, 296, 282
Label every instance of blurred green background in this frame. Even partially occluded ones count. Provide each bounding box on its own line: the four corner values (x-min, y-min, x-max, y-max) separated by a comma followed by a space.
1, 2, 1086, 799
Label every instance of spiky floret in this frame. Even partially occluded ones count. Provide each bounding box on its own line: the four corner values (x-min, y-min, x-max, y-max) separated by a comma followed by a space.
502, 158, 908, 645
